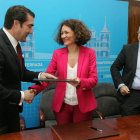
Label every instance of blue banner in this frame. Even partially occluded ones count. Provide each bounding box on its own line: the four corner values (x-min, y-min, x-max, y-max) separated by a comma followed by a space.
0, 0, 128, 128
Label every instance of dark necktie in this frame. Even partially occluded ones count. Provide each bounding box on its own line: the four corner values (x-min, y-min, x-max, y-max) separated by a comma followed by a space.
16, 43, 22, 71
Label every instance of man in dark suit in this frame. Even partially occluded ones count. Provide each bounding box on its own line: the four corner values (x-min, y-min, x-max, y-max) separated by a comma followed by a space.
0, 5, 56, 135
111, 27, 140, 117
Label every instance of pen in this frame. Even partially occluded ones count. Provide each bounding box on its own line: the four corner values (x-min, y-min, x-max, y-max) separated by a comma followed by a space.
89, 126, 102, 132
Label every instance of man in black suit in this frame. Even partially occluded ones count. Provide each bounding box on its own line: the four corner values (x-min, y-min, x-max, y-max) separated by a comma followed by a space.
0, 5, 56, 134
111, 27, 140, 117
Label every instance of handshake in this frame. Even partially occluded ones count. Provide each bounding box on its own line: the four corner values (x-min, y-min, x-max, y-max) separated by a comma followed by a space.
23, 73, 58, 104
23, 89, 37, 104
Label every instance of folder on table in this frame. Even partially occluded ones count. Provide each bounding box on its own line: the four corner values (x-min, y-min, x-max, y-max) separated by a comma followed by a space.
51, 120, 119, 140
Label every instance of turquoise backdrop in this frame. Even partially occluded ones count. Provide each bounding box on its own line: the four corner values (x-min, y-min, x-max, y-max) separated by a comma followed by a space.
0, 0, 128, 128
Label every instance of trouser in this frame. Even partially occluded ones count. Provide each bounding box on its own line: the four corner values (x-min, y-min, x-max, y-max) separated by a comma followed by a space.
0, 113, 20, 135
120, 88, 140, 116
54, 102, 93, 124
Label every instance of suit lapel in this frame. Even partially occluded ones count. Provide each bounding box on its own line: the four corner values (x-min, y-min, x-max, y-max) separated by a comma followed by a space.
132, 43, 139, 75
0, 29, 22, 73
77, 46, 85, 77
62, 47, 68, 79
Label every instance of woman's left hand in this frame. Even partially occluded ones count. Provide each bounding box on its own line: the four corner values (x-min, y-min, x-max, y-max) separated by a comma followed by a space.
68, 77, 81, 87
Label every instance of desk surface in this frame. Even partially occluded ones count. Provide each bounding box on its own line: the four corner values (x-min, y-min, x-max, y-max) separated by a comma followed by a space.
1, 115, 140, 140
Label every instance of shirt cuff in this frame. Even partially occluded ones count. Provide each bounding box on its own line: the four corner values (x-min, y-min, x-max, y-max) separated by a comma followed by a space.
118, 83, 125, 89
38, 72, 43, 79
19, 91, 24, 106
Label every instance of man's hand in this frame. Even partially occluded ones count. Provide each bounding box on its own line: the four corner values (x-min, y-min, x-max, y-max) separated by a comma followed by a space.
24, 89, 36, 104
120, 85, 130, 96
40, 73, 58, 84
68, 77, 81, 87
40, 73, 57, 79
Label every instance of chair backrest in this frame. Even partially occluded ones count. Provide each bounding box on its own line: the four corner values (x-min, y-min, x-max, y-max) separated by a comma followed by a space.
40, 82, 121, 122
40, 83, 56, 120
92, 83, 121, 119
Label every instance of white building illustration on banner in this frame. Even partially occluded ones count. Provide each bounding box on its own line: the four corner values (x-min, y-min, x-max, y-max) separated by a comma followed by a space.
87, 17, 110, 58
20, 32, 35, 59
20, 17, 110, 59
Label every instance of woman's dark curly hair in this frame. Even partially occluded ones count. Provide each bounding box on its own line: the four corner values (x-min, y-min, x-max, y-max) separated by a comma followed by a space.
55, 19, 91, 46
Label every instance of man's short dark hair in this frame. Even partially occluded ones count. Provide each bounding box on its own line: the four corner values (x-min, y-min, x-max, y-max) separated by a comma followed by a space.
4, 5, 35, 29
